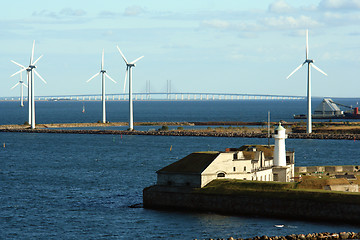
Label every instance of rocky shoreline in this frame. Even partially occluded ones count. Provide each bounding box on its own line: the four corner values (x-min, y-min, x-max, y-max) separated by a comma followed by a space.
199, 232, 360, 240
1, 128, 360, 140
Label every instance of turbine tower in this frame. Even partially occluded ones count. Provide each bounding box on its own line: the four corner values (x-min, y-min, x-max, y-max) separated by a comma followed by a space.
10, 40, 46, 129
87, 49, 116, 123
116, 46, 144, 131
286, 30, 327, 134
10, 70, 28, 107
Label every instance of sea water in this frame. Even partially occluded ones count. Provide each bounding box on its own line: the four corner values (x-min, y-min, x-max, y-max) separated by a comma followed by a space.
1, 100, 360, 239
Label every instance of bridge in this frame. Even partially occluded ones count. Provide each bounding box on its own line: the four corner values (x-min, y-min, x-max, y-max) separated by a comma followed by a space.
1, 92, 304, 101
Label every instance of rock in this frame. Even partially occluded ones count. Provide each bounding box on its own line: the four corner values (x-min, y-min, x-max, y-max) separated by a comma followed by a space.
348, 232, 356, 239
331, 233, 339, 239
298, 234, 306, 240
339, 232, 349, 239
305, 233, 313, 239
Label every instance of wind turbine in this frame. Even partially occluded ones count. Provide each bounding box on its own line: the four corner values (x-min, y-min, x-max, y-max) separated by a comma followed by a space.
286, 30, 327, 134
116, 46, 144, 131
10, 40, 46, 129
10, 70, 28, 107
87, 49, 117, 123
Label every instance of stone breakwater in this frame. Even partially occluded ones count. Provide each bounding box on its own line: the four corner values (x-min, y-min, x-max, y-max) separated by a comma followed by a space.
197, 232, 360, 240
0, 128, 360, 140
143, 185, 360, 224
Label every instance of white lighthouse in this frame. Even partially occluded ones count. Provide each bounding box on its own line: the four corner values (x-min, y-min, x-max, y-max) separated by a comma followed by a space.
273, 123, 287, 167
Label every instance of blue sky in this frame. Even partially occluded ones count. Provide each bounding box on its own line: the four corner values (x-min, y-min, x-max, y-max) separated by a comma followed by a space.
1, 0, 360, 98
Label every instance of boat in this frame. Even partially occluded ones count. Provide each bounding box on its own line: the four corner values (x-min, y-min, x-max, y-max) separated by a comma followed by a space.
82, 104, 85, 113
294, 98, 360, 119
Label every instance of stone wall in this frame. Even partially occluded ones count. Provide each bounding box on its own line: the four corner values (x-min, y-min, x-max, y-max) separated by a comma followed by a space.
143, 185, 360, 224
295, 165, 359, 173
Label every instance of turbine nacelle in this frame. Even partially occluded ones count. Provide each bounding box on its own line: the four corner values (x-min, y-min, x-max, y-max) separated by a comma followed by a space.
305, 59, 314, 64
116, 46, 144, 93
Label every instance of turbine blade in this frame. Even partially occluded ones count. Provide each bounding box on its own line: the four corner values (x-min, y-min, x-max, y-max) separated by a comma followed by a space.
105, 73, 117, 83
116, 46, 128, 64
130, 56, 144, 64
286, 63, 305, 79
101, 49, 104, 70
10, 68, 26, 78
11, 82, 20, 90
34, 70, 47, 84
123, 67, 128, 93
312, 63, 328, 76
23, 83, 28, 88
11, 60, 26, 69
306, 29, 309, 59
86, 72, 100, 82
33, 55, 43, 65
31, 40, 35, 64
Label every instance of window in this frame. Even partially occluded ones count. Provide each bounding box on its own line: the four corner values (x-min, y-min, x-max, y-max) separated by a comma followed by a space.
233, 167, 236, 172
217, 172, 225, 177
233, 153, 238, 160
244, 166, 246, 172
286, 156, 291, 164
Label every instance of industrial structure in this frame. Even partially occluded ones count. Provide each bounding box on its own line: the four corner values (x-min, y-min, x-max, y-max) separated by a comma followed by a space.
10, 40, 46, 129
287, 30, 327, 134
86, 49, 117, 123
117, 46, 144, 131
294, 98, 360, 119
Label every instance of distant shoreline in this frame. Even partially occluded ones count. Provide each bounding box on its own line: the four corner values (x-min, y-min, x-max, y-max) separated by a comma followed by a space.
1, 124, 360, 140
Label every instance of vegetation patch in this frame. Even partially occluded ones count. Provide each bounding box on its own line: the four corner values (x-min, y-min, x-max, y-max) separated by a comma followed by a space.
194, 179, 360, 204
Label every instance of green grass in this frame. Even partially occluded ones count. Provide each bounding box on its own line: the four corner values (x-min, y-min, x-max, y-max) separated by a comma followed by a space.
194, 179, 360, 204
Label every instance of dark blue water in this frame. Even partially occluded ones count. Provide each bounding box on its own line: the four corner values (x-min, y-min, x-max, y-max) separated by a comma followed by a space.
1, 100, 360, 239
1, 98, 359, 125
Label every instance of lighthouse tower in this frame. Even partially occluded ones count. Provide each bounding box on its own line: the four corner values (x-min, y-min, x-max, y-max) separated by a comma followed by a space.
273, 123, 287, 167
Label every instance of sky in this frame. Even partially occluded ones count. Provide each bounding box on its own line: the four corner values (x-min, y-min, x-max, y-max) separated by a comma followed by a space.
1, 0, 360, 98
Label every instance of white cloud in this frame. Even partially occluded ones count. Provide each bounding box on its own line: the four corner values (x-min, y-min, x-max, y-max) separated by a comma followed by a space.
319, 0, 360, 10
262, 15, 321, 29
201, 19, 230, 29
59, 8, 86, 17
99, 11, 120, 18
124, 6, 144, 16
32, 8, 86, 19
268, 0, 293, 13
32, 10, 58, 18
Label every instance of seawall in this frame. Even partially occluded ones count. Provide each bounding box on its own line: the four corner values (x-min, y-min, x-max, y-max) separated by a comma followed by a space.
143, 185, 360, 224
1, 128, 360, 140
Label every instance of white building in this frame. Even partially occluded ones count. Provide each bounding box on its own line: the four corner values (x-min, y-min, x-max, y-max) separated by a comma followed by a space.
156, 124, 295, 188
